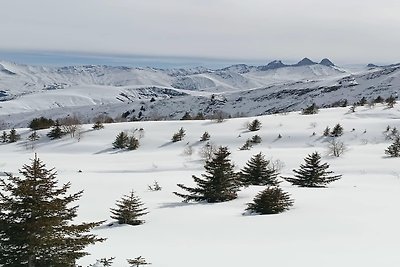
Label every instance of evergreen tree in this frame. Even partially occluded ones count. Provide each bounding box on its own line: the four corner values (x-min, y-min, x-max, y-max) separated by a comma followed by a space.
0, 155, 105, 267
386, 95, 396, 108
240, 152, 279, 186
47, 122, 65, 140
246, 187, 293, 215
126, 136, 140, 150
28, 131, 40, 141
323, 126, 330, 137
248, 119, 262, 131
282, 152, 342, 187
358, 97, 368, 106
92, 121, 104, 130
200, 131, 210, 142
7, 128, 20, 143
250, 135, 262, 144
330, 123, 343, 137
113, 131, 129, 149
127, 256, 151, 267
29, 117, 55, 130
385, 137, 400, 157
174, 146, 240, 203
171, 127, 185, 142
110, 190, 148, 225
302, 103, 318, 115
180, 112, 192, 120
1, 131, 8, 143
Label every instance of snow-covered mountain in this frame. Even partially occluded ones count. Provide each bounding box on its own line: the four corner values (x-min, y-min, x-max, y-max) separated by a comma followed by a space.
0, 58, 399, 128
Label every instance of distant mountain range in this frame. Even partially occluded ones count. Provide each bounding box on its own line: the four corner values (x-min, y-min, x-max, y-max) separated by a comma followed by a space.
0, 58, 399, 128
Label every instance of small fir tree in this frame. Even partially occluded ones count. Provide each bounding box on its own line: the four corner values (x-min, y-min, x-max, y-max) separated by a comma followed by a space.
126, 136, 140, 150
302, 103, 318, 115
92, 121, 104, 130
283, 152, 342, 187
180, 112, 192, 120
47, 122, 65, 139
250, 135, 262, 144
113, 131, 129, 149
171, 127, 186, 142
323, 126, 330, 137
127, 256, 151, 267
1, 131, 8, 143
330, 123, 344, 137
0, 154, 105, 267
385, 137, 400, 157
248, 119, 262, 131
239, 139, 253, 150
200, 131, 210, 142
174, 146, 240, 203
27, 131, 40, 141
240, 152, 279, 186
7, 128, 20, 143
246, 187, 293, 215
386, 95, 396, 108
110, 190, 148, 225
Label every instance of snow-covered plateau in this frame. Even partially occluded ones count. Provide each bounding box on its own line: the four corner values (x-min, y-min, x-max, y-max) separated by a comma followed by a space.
1, 103, 400, 266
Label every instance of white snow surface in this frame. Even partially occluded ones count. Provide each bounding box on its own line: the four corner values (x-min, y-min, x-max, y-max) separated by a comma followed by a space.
1, 104, 400, 266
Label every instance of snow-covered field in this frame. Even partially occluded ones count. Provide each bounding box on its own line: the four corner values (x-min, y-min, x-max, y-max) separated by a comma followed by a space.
1, 104, 400, 266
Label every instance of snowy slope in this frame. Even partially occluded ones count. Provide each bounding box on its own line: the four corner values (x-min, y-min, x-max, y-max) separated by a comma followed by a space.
1, 104, 400, 266
0, 59, 399, 128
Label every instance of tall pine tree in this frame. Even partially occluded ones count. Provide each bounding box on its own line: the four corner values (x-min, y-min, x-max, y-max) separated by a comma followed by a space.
282, 152, 341, 187
240, 152, 279, 186
174, 146, 240, 203
0, 154, 105, 267
110, 190, 148, 225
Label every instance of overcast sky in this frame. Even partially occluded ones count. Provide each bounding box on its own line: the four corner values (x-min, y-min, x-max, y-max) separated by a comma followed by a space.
1, 0, 399, 64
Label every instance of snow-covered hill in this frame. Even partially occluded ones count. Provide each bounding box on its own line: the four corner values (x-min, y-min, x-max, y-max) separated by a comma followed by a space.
1, 104, 400, 266
0, 58, 399, 128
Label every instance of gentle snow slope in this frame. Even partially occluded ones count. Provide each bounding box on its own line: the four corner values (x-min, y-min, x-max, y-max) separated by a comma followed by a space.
1, 105, 400, 266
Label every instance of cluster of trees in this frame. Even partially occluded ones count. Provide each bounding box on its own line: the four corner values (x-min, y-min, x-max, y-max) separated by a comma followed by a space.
113, 131, 141, 150
1, 128, 20, 143
323, 123, 344, 137
174, 147, 341, 215
0, 155, 152, 266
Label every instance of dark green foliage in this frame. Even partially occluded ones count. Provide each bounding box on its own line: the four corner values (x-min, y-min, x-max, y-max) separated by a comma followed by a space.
180, 112, 192, 120
386, 95, 396, 108
193, 112, 205, 120
240, 152, 279, 186
358, 97, 368, 106
323, 126, 330, 136
47, 122, 66, 140
283, 152, 342, 187
330, 123, 343, 137
172, 127, 186, 142
246, 187, 293, 215
1, 131, 7, 143
248, 119, 262, 131
385, 137, 400, 157
7, 128, 20, 143
29, 116, 55, 130
250, 135, 262, 144
28, 131, 40, 141
200, 131, 210, 142
110, 190, 148, 225
374, 96, 384, 103
174, 146, 240, 203
113, 131, 129, 149
0, 155, 105, 267
92, 121, 104, 130
239, 139, 252, 150
302, 103, 318, 115
126, 136, 140, 150
127, 256, 151, 267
